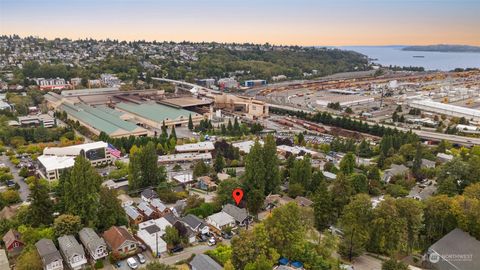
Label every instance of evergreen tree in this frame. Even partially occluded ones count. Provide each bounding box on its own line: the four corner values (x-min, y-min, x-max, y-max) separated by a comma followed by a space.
339, 152, 356, 175
227, 119, 233, 135
214, 154, 225, 173
263, 135, 280, 195
96, 187, 127, 231
412, 143, 422, 180
289, 156, 312, 192
244, 141, 266, 215
313, 179, 333, 231
128, 142, 161, 190
188, 114, 194, 130
128, 145, 143, 190
169, 125, 177, 141
27, 178, 53, 226
331, 173, 353, 218
62, 156, 101, 226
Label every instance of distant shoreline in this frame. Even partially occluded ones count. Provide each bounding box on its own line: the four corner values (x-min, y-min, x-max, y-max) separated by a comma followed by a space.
402, 45, 480, 53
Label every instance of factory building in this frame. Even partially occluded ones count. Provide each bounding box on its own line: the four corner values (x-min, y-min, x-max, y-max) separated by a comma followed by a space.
60, 102, 149, 138
316, 95, 374, 107
214, 93, 269, 120
409, 100, 480, 122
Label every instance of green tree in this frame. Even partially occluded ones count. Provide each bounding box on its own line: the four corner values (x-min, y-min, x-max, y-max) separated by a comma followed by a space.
128, 142, 162, 190
214, 154, 225, 173
339, 194, 372, 261
96, 187, 127, 231
331, 173, 353, 218
53, 214, 82, 237
339, 152, 356, 175
313, 178, 333, 231
244, 141, 266, 215
264, 203, 310, 259
263, 135, 280, 195
382, 259, 409, 270
231, 223, 279, 270
62, 156, 101, 225
144, 262, 176, 270
289, 156, 312, 192
368, 196, 407, 255
164, 226, 180, 247
357, 140, 372, 158
27, 178, 53, 226
16, 248, 43, 270
395, 198, 424, 253
193, 160, 210, 178
188, 114, 194, 130
350, 173, 369, 194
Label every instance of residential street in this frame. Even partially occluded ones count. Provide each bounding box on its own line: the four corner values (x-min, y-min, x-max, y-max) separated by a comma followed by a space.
0, 153, 30, 201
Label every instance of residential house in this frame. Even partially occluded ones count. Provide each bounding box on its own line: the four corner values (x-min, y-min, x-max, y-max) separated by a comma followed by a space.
206, 212, 236, 231
78, 228, 108, 261
436, 153, 454, 163
58, 235, 87, 270
138, 202, 159, 220
141, 189, 159, 203
136, 222, 167, 256
36, 239, 63, 270
197, 176, 217, 191
163, 212, 180, 226
171, 200, 187, 217
264, 194, 294, 210
150, 198, 172, 217
124, 205, 143, 225
382, 164, 409, 183
2, 229, 24, 255
189, 254, 222, 270
222, 204, 249, 227
427, 228, 480, 270
173, 221, 197, 244
103, 226, 138, 257
182, 214, 210, 235
421, 159, 436, 169
295, 196, 313, 207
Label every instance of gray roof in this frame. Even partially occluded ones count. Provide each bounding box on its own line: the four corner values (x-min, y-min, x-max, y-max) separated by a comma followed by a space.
143, 225, 161, 234
58, 235, 85, 260
78, 228, 106, 254
428, 228, 480, 270
35, 239, 62, 266
172, 200, 187, 216
189, 254, 222, 270
124, 205, 141, 219
222, 204, 248, 223
151, 198, 167, 212
182, 214, 204, 230
141, 189, 158, 200
138, 202, 154, 217
163, 212, 179, 225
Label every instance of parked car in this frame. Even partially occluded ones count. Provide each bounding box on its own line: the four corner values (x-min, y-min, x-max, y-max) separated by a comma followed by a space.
221, 231, 233, 239
138, 243, 147, 251
137, 253, 146, 264
197, 234, 208, 242
208, 237, 216, 246
127, 257, 138, 269
170, 245, 184, 253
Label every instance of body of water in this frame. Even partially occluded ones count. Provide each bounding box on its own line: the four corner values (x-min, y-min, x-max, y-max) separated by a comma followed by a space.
339, 46, 480, 71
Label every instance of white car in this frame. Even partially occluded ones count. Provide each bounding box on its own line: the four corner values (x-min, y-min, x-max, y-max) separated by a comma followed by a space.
127, 257, 138, 269
137, 253, 146, 264
208, 237, 216, 246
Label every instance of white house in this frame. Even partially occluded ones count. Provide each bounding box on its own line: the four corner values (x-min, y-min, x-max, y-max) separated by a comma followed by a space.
58, 235, 87, 270
206, 212, 235, 231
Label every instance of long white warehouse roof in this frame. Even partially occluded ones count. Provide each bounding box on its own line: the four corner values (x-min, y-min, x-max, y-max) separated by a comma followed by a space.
410, 100, 480, 118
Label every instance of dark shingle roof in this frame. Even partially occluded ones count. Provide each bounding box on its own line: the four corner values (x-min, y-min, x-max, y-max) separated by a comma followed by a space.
181, 214, 204, 229
429, 228, 480, 270
222, 204, 248, 223
35, 239, 62, 266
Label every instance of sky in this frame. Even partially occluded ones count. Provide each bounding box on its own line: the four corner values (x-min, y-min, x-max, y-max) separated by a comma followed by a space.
0, 0, 479, 46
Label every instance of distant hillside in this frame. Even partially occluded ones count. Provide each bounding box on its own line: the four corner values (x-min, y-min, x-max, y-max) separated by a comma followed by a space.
402, 45, 480, 53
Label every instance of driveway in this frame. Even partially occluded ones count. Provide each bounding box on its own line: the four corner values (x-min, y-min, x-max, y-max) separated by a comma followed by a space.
0, 153, 30, 201
352, 254, 383, 270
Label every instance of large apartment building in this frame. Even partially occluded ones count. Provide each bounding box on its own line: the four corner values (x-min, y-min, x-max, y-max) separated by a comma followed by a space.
37, 141, 113, 181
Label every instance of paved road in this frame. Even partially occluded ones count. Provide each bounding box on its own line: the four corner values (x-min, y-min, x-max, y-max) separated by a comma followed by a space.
157, 244, 216, 265
0, 153, 30, 201
352, 254, 383, 270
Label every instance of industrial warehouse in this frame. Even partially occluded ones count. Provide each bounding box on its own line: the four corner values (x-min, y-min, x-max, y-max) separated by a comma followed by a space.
409, 99, 480, 122
44, 88, 208, 138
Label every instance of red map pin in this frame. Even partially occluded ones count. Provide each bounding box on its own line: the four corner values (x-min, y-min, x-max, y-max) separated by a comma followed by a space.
232, 188, 244, 206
